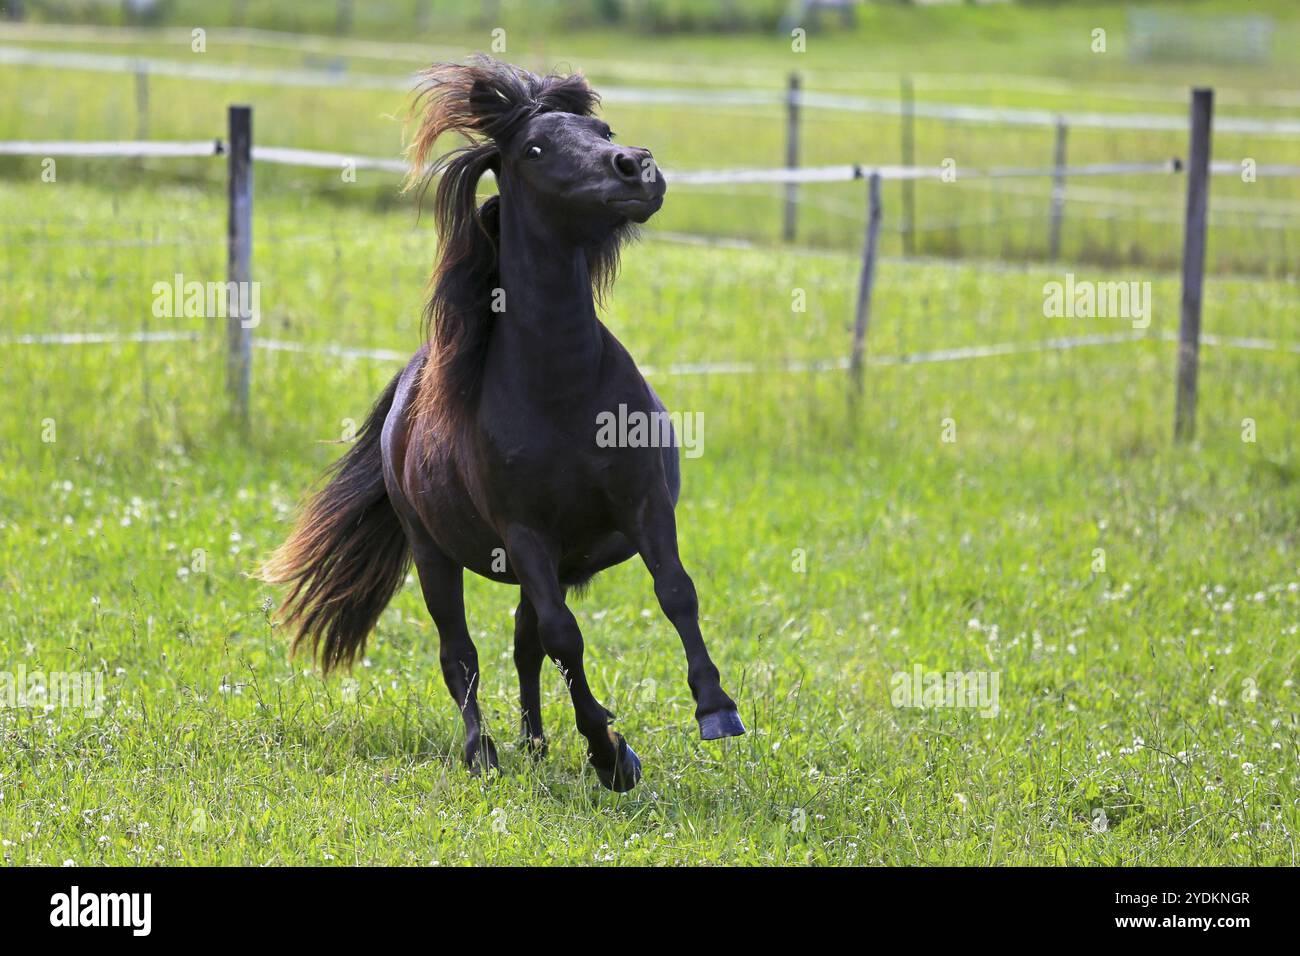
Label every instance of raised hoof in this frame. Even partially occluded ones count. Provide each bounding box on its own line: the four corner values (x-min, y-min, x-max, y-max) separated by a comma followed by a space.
593, 732, 642, 793
697, 707, 746, 740
466, 735, 499, 776
522, 735, 549, 761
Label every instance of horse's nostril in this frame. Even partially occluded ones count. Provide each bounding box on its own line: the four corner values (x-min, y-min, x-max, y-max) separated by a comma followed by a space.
611, 152, 640, 180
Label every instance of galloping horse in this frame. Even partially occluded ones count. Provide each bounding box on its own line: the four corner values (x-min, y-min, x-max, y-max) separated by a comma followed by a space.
262, 57, 743, 791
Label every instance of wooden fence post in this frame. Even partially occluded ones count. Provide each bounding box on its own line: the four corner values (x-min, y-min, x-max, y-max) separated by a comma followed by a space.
900, 75, 915, 257
783, 72, 801, 242
1174, 88, 1213, 443
850, 172, 883, 396
134, 66, 149, 141
227, 105, 253, 425
336, 0, 354, 35
1048, 117, 1068, 260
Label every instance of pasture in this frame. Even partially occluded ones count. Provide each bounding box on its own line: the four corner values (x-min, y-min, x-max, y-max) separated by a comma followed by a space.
0, 2, 1297, 866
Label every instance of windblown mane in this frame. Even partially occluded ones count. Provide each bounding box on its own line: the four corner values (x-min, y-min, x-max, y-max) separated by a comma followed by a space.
403, 56, 632, 444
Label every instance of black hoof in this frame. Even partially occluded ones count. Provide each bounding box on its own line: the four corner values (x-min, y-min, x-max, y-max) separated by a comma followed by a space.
593, 732, 641, 793
697, 707, 746, 740
466, 735, 499, 776
522, 735, 549, 761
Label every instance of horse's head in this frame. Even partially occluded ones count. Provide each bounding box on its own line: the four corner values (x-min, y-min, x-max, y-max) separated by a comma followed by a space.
406, 57, 666, 244
507, 109, 665, 228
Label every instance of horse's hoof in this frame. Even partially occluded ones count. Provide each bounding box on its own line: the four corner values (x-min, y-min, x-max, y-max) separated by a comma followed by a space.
697, 707, 746, 740
466, 735, 499, 776
522, 735, 549, 761
593, 732, 641, 793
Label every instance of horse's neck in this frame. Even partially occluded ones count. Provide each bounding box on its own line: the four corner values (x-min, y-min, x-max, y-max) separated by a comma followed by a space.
490, 203, 605, 405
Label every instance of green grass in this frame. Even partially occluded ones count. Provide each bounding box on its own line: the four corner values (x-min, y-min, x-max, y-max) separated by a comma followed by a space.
1, 179, 1297, 865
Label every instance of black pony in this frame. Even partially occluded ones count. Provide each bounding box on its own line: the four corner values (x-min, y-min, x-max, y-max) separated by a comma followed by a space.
262, 57, 743, 791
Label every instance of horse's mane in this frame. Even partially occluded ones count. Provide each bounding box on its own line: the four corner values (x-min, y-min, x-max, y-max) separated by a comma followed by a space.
403, 56, 631, 445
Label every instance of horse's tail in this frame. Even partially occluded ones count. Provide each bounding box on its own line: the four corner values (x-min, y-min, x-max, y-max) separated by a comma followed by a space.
258, 372, 410, 674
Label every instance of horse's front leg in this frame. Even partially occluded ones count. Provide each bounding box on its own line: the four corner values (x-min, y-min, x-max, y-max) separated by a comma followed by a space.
625, 489, 745, 740
504, 525, 641, 791
411, 543, 498, 774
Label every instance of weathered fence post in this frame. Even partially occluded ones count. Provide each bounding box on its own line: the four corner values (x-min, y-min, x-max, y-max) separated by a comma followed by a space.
227, 105, 253, 425
850, 171, 883, 396
783, 72, 801, 242
1048, 116, 1068, 260
134, 66, 149, 141
336, 0, 354, 35
900, 74, 915, 257
1174, 88, 1213, 443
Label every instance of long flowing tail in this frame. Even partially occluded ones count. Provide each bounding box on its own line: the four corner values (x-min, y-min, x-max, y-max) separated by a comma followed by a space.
259, 373, 410, 674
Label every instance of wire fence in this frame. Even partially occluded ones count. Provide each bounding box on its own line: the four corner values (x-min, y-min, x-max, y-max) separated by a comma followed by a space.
2, 40, 1299, 276
2, 11, 1297, 479
2, 100, 1289, 358
6, 210, 1289, 471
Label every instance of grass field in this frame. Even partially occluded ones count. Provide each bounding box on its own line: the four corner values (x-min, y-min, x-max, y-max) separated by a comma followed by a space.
0, 2, 1297, 866
1, 176, 1297, 864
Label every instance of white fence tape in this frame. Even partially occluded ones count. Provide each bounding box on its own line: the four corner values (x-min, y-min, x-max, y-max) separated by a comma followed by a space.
251, 145, 407, 174
5, 330, 1295, 370
0, 44, 410, 91
4, 44, 1300, 137
7, 140, 1300, 187
0, 139, 221, 158
5, 23, 1300, 110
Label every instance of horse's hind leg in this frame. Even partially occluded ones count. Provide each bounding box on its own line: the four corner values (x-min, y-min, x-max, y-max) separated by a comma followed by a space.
505, 525, 641, 791
513, 591, 548, 759
411, 543, 497, 774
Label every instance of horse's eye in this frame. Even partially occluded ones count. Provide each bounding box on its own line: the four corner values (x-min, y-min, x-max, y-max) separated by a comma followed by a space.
605, 130, 616, 141
525, 144, 543, 160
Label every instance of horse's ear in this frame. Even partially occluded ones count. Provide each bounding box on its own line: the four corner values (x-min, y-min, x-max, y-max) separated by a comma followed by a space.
535, 73, 600, 118
405, 58, 596, 192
